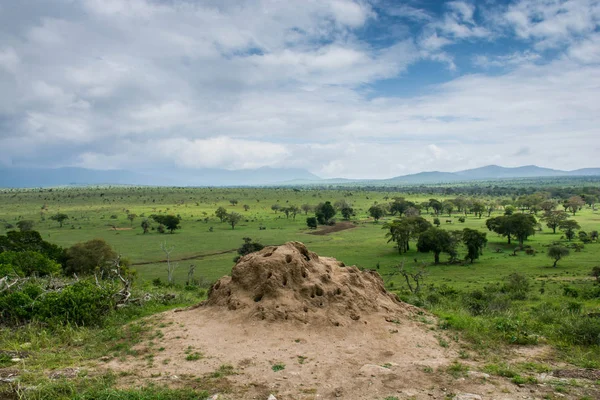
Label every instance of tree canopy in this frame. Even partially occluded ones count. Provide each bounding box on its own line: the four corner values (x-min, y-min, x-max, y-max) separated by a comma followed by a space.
416, 228, 457, 264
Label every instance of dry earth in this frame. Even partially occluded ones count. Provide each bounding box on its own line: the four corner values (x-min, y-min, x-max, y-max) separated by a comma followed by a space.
104, 243, 600, 400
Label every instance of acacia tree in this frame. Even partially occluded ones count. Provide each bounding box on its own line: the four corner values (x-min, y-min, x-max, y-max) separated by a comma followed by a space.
428, 199, 442, 215
301, 204, 313, 215
151, 215, 181, 233
486, 213, 536, 246
542, 210, 568, 233
50, 213, 69, 228
368, 204, 385, 223
215, 206, 228, 222
559, 219, 580, 241
315, 201, 336, 224
341, 205, 354, 220
226, 212, 242, 230
127, 213, 137, 227
566, 195, 585, 215
416, 228, 457, 264
462, 228, 487, 263
384, 216, 431, 254
141, 219, 150, 234
547, 245, 569, 267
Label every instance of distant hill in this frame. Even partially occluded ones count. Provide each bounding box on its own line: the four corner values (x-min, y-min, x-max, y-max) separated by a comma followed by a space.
376, 165, 600, 185
0, 166, 321, 188
1, 164, 599, 188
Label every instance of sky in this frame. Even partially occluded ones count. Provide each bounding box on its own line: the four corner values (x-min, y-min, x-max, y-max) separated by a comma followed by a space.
0, 0, 599, 179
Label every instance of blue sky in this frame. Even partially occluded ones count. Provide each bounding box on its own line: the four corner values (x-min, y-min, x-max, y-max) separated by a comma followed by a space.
0, 0, 599, 178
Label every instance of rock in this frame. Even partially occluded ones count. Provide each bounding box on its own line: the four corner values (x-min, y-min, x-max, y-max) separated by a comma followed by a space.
267, 395, 278, 400
468, 371, 490, 379
333, 387, 343, 397
359, 364, 395, 376
48, 368, 80, 379
208, 395, 220, 400
454, 394, 482, 400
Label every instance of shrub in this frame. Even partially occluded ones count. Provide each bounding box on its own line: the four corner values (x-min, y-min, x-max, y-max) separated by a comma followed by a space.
33, 280, 117, 326
0, 279, 117, 326
0, 251, 61, 277
502, 273, 531, 300
65, 239, 117, 276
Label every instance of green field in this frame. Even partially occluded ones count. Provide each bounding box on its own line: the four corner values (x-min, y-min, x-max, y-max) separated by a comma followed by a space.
2, 184, 600, 398
1, 186, 598, 293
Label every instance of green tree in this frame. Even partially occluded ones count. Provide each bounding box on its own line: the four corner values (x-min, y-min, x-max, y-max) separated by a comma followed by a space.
383, 217, 431, 254
542, 210, 568, 234
226, 212, 242, 230
271, 204, 281, 213
127, 213, 137, 227
486, 213, 536, 246
229, 199, 238, 206
151, 215, 181, 233
215, 206, 228, 222
471, 201, 485, 218
442, 200, 455, 217
50, 213, 69, 228
368, 204, 385, 223
301, 204, 313, 215
0, 250, 61, 277
306, 217, 318, 229
429, 199, 442, 215
433, 217, 441, 227
235, 237, 264, 262
341, 205, 354, 220
0, 230, 66, 264
462, 228, 487, 263
16, 220, 35, 232
566, 195, 585, 215
559, 219, 580, 241
417, 228, 457, 264
315, 201, 336, 224
141, 219, 150, 234
65, 238, 117, 276
547, 245, 569, 268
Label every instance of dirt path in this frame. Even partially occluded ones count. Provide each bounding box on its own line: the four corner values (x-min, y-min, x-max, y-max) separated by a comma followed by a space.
308, 221, 357, 236
130, 248, 237, 266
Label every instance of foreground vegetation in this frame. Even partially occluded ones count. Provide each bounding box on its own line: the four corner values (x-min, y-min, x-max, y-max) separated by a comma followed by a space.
1, 183, 599, 398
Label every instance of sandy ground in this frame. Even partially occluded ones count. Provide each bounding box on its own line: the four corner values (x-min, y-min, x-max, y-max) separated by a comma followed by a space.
103, 243, 600, 400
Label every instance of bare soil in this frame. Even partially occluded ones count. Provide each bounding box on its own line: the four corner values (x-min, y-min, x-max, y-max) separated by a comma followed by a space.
104, 243, 600, 399
308, 221, 356, 236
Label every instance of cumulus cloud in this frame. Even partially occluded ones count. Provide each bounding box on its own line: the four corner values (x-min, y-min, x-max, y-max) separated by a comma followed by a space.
0, 0, 598, 178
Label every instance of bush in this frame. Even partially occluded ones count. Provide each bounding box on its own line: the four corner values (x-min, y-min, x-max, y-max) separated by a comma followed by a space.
0, 279, 117, 326
65, 239, 117, 276
0, 251, 61, 277
502, 273, 531, 300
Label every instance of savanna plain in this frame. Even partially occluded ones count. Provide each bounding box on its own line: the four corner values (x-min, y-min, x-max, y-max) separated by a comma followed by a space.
1, 182, 599, 400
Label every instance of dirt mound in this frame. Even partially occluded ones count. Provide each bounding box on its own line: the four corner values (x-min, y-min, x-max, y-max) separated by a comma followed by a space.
203, 241, 411, 326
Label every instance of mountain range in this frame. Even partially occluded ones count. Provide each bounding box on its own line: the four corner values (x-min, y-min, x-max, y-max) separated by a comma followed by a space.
0, 165, 599, 188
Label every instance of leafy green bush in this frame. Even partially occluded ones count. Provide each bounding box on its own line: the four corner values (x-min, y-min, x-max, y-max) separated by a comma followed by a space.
34, 280, 117, 326
502, 273, 531, 300
0, 279, 117, 326
0, 251, 61, 277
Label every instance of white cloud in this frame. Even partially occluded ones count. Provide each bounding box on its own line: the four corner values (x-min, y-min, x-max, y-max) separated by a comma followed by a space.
0, 47, 19, 73
0, 0, 599, 178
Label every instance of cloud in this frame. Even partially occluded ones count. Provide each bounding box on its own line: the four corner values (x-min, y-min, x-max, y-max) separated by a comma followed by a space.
0, 0, 598, 179
473, 50, 541, 68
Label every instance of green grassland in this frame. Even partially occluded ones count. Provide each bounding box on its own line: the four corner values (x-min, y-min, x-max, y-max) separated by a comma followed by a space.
1, 185, 600, 398
1, 186, 598, 292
